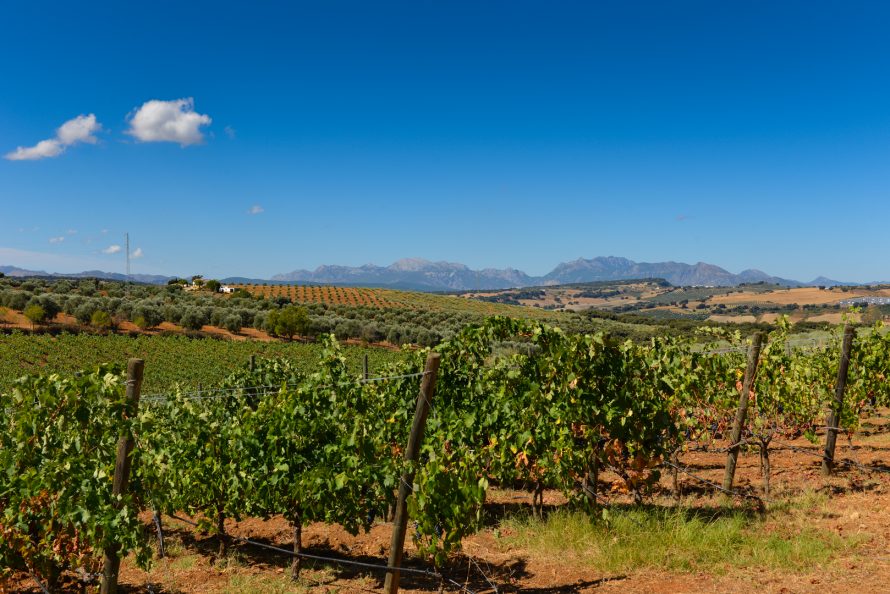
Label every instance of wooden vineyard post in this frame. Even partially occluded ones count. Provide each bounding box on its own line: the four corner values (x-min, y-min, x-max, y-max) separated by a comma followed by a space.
384, 352, 441, 594
823, 324, 855, 475
363, 353, 369, 381
722, 334, 764, 493
101, 358, 144, 594
152, 510, 165, 559
250, 354, 256, 372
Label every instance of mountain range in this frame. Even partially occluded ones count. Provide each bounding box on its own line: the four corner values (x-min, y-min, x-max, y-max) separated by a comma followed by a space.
271, 256, 852, 290
1, 257, 860, 291
0, 265, 171, 285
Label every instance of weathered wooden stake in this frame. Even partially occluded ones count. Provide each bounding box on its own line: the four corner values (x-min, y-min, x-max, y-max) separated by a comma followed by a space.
290, 513, 303, 580
722, 334, 764, 493
101, 358, 144, 594
363, 353, 369, 381
152, 510, 166, 559
823, 324, 855, 475
671, 449, 681, 502
384, 352, 441, 594
759, 439, 771, 495
249, 354, 256, 372
582, 449, 600, 506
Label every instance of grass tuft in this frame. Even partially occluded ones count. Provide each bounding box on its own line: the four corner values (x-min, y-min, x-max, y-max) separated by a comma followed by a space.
223, 569, 346, 594
497, 503, 853, 574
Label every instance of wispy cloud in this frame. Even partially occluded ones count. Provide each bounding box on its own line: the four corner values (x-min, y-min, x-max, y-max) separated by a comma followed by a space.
7, 140, 64, 161
67, 229, 77, 235
131, 247, 144, 259
224, 125, 236, 139
48, 236, 65, 244
5, 114, 101, 161
127, 98, 212, 146
102, 244, 122, 254
247, 204, 264, 215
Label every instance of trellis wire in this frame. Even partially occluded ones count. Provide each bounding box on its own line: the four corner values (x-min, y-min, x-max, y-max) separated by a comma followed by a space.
770, 441, 890, 475
164, 513, 479, 594
661, 459, 769, 503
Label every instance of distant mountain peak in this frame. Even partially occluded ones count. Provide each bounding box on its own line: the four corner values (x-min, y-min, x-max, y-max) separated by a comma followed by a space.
388, 258, 468, 272
389, 257, 432, 271
0, 265, 171, 285
1, 257, 851, 291
270, 256, 808, 291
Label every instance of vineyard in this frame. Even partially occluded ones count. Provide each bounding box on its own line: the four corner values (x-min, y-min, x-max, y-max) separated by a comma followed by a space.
234, 284, 405, 308
0, 331, 405, 395
231, 283, 563, 319
2, 316, 890, 593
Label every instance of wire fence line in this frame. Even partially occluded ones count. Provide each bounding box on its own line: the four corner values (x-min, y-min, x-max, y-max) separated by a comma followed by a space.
660, 459, 770, 504
163, 513, 480, 594
769, 440, 890, 476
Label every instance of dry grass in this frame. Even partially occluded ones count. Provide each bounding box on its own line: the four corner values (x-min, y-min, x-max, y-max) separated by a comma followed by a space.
710, 287, 862, 306
496, 499, 855, 576
708, 314, 757, 324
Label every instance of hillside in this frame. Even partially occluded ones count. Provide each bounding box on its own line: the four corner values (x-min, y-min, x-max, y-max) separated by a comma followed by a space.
3, 256, 861, 291
462, 280, 890, 327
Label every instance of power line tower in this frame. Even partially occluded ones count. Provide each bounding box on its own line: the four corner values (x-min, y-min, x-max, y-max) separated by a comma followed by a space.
125, 233, 130, 279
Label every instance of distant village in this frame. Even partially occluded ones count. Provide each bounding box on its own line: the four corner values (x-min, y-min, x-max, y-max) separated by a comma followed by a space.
838, 296, 890, 306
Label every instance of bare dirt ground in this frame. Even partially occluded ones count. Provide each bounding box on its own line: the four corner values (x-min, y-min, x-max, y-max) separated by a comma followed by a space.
710, 288, 863, 307
806, 312, 857, 324
0, 311, 400, 351
9, 420, 890, 594
708, 314, 758, 324
0, 309, 256, 341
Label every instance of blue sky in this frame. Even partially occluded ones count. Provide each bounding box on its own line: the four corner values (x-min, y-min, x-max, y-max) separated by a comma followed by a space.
2, 1, 889, 282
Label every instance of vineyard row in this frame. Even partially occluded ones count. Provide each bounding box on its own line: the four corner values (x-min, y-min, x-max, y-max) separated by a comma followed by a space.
2, 316, 889, 593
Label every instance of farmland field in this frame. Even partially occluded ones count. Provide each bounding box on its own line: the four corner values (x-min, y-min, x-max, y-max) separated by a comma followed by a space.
462, 281, 890, 327
708, 286, 874, 306
232, 282, 568, 318
4, 317, 890, 594
0, 331, 405, 394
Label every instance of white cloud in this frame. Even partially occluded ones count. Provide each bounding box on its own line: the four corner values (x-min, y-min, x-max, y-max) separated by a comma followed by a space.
48, 236, 65, 244
131, 247, 144, 259
7, 139, 63, 161
5, 114, 101, 161
56, 114, 101, 145
247, 204, 264, 215
127, 98, 212, 146
224, 125, 236, 139
102, 244, 122, 254
67, 229, 77, 235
